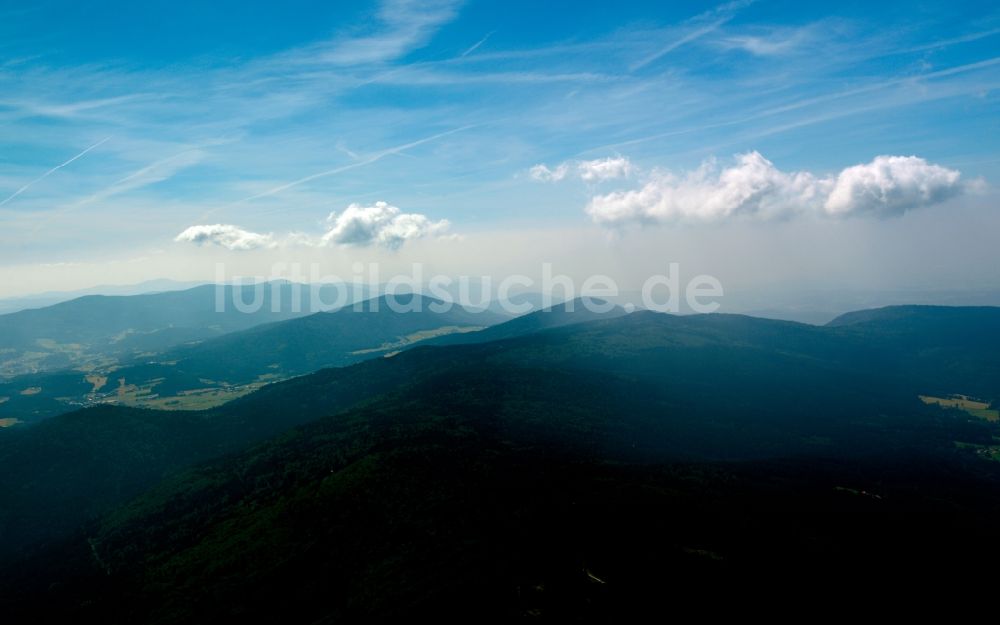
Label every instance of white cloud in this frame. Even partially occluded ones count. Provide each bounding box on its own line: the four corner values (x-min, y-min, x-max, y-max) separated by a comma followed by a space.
322, 201, 451, 249
531, 156, 633, 183
585, 152, 964, 227
176, 201, 451, 252
174, 224, 276, 251
720, 35, 798, 56
587, 152, 824, 224
530, 163, 569, 182
314, 0, 461, 66
716, 24, 821, 57
577, 156, 634, 182
824, 155, 962, 217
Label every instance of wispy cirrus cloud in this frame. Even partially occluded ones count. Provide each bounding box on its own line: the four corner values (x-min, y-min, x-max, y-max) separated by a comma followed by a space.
583, 55, 1000, 156
25, 147, 208, 238
200, 125, 475, 221
0, 94, 149, 124
77, 148, 207, 207
716, 24, 822, 56
306, 0, 462, 66
629, 0, 755, 71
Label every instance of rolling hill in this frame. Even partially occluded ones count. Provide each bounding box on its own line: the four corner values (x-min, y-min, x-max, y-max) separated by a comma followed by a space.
2, 307, 999, 620
3, 306, 1000, 612
0, 282, 328, 378
417, 297, 628, 347
0, 292, 505, 424
826, 305, 1000, 400
127, 293, 505, 387
0, 280, 204, 316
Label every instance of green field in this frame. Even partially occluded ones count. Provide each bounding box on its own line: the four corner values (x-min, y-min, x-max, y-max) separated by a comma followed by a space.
968, 408, 1000, 422
113, 375, 274, 412
131, 386, 264, 411
350, 325, 485, 356
920, 394, 999, 422
86, 374, 108, 393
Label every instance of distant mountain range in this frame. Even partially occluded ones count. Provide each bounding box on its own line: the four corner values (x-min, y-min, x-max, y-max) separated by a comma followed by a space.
1, 293, 632, 424
4, 293, 999, 426
720, 287, 1000, 325
0, 280, 205, 315
103, 293, 506, 394
421, 297, 627, 347
0, 291, 504, 422
0, 283, 314, 376
1, 303, 999, 620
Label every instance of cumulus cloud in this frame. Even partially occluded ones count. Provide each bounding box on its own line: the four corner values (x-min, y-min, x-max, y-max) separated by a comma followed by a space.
175, 201, 451, 252
529, 163, 569, 182
824, 155, 962, 217
577, 157, 634, 182
175, 224, 276, 251
585, 152, 964, 227
322, 201, 451, 249
531, 156, 633, 183
587, 152, 824, 224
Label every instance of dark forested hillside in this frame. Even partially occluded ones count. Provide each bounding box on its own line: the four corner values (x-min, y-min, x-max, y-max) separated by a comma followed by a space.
3, 307, 1000, 621
826, 305, 1000, 399
418, 297, 627, 347
132, 293, 504, 385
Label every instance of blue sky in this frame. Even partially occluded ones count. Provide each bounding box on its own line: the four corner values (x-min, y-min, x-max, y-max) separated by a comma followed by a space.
1, 0, 998, 295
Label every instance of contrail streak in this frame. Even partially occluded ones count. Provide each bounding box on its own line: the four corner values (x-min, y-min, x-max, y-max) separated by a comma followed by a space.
0, 137, 110, 207
583, 55, 1000, 155
461, 31, 495, 57
199, 125, 476, 221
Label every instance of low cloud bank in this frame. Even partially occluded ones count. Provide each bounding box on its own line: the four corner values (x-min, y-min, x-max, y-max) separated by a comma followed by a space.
581, 152, 965, 227
176, 201, 451, 251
